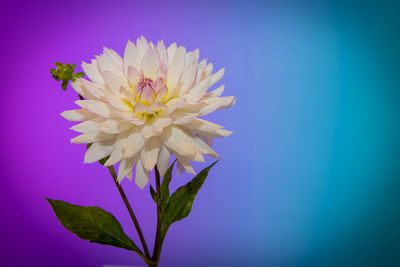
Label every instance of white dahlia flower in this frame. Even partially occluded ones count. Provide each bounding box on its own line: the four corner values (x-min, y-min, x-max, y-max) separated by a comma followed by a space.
61, 36, 236, 188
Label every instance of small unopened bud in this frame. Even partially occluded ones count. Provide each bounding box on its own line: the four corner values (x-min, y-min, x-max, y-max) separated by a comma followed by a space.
50, 62, 85, 91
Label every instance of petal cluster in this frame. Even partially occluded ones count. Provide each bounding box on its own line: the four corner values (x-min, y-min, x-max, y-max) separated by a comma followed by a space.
61, 36, 235, 188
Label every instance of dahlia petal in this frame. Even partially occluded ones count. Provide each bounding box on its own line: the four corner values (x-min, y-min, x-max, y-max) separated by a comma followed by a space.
120, 87, 136, 104
103, 90, 131, 112
71, 132, 115, 144
166, 98, 186, 114
192, 135, 219, 158
171, 111, 197, 124
102, 71, 127, 94
177, 161, 184, 176
105, 147, 123, 166
157, 40, 168, 63
117, 159, 128, 182
165, 84, 182, 101
191, 148, 205, 162
186, 91, 207, 105
157, 146, 170, 176
84, 141, 114, 163
156, 61, 167, 79
195, 59, 208, 84
198, 134, 213, 146
113, 109, 145, 126
185, 49, 199, 65
152, 117, 172, 136
80, 79, 106, 100
60, 109, 95, 122
140, 137, 161, 171
99, 119, 133, 134
180, 64, 198, 95
124, 40, 141, 76
136, 36, 149, 58
141, 47, 160, 80
96, 53, 122, 76
216, 129, 234, 137
167, 47, 185, 90
117, 157, 135, 182
82, 59, 104, 84
126, 169, 133, 181
184, 118, 223, 130
203, 62, 213, 77
124, 129, 145, 158
198, 96, 236, 116
175, 154, 195, 174
104, 132, 130, 166
75, 100, 112, 118
70, 120, 101, 134
167, 43, 177, 65
140, 124, 152, 141
135, 159, 149, 189
154, 85, 168, 102
127, 66, 140, 86
150, 102, 168, 113
190, 76, 211, 94
134, 103, 156, 116
207, 85, 225, 97
140, 85, 155, 105
161, 126, 196, 156
181, 118, 232, 138
209, 68, 225, 87
70, 79, 95, 99
103, 47, 124, 72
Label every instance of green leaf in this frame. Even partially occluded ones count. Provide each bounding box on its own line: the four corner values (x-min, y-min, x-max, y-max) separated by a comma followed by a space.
162, 161, 218, 229
160, 161, 176, 208
46, 198, 142, 254
149, 185, 157, 203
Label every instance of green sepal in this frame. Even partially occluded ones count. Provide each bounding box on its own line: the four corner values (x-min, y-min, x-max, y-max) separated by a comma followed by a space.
46, 198, 143, 255
160, 161, 176, 208
150, 185, 157, 203
98, 156, 110, 166
61, 80, 68, 90
74, 72, 85, 79
50, 69, 59, 80
162, 161, 218, 231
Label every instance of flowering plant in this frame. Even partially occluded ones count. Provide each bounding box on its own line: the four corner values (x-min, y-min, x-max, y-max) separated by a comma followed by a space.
48, 36, 235, 267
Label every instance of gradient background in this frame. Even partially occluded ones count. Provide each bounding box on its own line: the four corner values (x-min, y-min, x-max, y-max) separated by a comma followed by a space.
1, 0, 399, 266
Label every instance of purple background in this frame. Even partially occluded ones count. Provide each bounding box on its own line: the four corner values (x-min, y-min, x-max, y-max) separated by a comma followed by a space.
1, 0, 400, 266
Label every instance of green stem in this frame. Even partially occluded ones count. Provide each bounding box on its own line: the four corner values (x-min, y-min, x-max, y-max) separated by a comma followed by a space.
107, 166, 151, 260
152, 166, 163, 265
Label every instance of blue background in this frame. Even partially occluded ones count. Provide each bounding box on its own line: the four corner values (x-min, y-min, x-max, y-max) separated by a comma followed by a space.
1, 0, 399, 266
